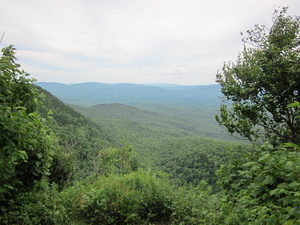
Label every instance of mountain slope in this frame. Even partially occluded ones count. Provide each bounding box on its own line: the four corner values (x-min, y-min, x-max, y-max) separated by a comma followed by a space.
36, 86, 112, 178
71, 103, 230, 140
70, 102, 240, 168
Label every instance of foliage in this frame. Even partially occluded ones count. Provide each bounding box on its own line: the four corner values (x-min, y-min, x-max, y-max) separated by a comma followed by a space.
215, 8, 300, 224
81, 169, 174, 224
47, 145, 76, 189
0, 46, 38, 112
171, 181, 221, 224
0, 185, 66, 225
1, 169, 223, 225
36, 86, 111, 179
216, 7, 300, 145
0, 45, 233, 224
217, 143, 300, 224
71, 101, 242, 185
96, 142, 138, 176
0, 46, 54, 205
157, 137, 250, 188
1, 170, 172, 224
72, 102, 226, 142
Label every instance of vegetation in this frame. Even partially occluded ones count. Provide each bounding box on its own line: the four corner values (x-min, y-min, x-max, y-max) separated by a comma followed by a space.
70, 102, 240, 171
156, 137, 250, 188
0, 45, 226, 224
216, 7, 300, 224
36, 86, 112, 180
0, 46, 54, 206
218, 143, 300, 224
1, 6, 299, 225
216, 7, 300, 145
1, 169, 221, 225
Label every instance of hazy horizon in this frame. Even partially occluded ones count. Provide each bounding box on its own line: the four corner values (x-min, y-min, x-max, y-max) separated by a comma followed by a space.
35, 81, 219, 86
2, 1, 300, 85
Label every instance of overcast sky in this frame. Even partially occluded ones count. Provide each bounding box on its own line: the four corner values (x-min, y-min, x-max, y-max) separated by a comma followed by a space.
1, 0, 299, 85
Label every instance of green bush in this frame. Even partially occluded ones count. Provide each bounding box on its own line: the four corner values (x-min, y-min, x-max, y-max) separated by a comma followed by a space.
218, 144, 300, 224
171, 181, 220, 225
76, 169, 173, 224
0, 169, 223, 224
121, 169, 173, 222
0, 185, 66, 225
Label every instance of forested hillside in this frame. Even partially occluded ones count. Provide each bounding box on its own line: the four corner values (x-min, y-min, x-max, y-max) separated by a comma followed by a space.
71, 103, 232, 140
70, 102, 248, 183
36, 86, 113, 179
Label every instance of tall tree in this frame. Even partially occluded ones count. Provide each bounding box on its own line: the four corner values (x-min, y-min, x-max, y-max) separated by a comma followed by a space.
216, 7, 300, 146
216, 8, 300, 224
0, 46, 53, 204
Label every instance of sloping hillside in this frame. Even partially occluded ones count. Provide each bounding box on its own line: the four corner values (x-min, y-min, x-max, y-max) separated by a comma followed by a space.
71, 102, 232, 141
70, 102, 241, 168
36, 86, 112, 178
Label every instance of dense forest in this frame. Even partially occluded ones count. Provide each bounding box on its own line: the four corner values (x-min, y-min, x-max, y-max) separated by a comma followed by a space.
1, 8, 300, 224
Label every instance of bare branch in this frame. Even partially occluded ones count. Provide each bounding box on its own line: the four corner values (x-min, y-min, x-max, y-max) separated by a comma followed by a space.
0, 33, 5, 44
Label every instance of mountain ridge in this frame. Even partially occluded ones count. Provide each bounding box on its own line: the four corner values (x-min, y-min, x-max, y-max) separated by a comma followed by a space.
35, 82, 221, 106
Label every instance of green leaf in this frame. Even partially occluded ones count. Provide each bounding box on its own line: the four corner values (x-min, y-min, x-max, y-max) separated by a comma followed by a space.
282, 142, 300, 151
287, 101, 300, 108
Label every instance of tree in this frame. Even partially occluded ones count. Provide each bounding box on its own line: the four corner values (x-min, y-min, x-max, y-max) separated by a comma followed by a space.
216, 7, 300, 146
0, 45, 54, 204
215, 8, 300, 224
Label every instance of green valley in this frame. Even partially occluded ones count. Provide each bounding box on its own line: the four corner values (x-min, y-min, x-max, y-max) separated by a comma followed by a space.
67, 101, 247, 182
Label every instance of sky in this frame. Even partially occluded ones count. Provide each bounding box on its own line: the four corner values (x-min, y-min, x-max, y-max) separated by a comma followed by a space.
1, 0, 300, 85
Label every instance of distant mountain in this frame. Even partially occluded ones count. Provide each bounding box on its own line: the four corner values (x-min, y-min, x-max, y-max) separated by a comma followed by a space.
143, 83, 192, 89
35, 82, 221, 107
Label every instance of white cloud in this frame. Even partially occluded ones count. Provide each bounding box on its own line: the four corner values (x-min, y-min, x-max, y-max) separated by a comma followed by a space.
1, 0, 300, 85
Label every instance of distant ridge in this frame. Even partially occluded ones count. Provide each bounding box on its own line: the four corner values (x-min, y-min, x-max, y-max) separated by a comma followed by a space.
35, 82, 221, 107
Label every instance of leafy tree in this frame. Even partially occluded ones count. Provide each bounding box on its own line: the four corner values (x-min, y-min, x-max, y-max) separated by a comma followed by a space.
0, 46, 54, 204
97, 142, 137, 176
216, 102, 300, 224
215, 8, 300, 224
216, 7, 300, 146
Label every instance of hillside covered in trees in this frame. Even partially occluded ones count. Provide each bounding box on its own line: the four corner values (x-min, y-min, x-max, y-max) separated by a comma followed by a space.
1, 8, 300, 225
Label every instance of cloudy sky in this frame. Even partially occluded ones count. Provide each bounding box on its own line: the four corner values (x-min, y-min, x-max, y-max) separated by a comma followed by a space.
1, 0, 299, 85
